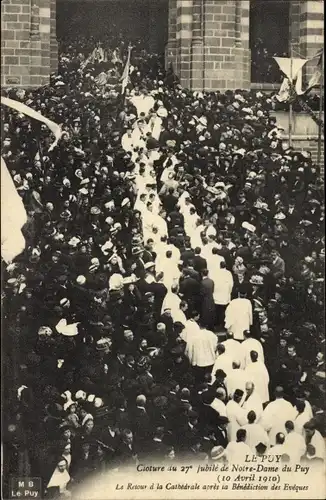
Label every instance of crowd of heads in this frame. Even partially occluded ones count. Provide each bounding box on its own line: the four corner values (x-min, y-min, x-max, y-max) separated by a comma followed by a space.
2, 35, 325, 498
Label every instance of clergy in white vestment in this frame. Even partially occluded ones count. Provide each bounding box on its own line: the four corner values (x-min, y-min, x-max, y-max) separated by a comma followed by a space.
121, 128, 135, 152
211, 344, 233, 381
185, 326, 217, 370
210, 387, 228, 418
221, 334, 243, 366
241, 330, 265, 368
225, 428, 252, 463
161, 285, 181, 314
181, 317, 201, 345
134, 193, 148, 214
303, 420, 326, 459
130, 91, 155, 117
268, 432, 288, 456
225, 294, 253, 341
294, 400, 313, 435
260, 386, 297, 446
225, 361, 247, 398
190, 221, 205, 249
284, 420, 306, 462
212, 261, 234, 309
242, 381, 264, 422
156, 251, 180, 290
226, 389, 248, 442
244, 351, 270, 403
241, 410, 269, 452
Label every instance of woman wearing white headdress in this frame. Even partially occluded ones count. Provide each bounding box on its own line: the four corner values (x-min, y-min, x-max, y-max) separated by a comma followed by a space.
46, 457, 71, 497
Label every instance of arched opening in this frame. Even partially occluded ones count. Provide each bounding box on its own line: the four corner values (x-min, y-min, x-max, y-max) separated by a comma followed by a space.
250, 0, 290, 83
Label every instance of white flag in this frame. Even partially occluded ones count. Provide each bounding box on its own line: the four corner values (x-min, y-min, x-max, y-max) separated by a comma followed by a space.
274, 57, 309, 81
276, 78, 291, 102
1, 97, 62, 262
121, 45, 132, 94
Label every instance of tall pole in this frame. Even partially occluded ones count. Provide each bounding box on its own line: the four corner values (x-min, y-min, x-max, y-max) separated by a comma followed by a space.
289, 41, 293, 147
317, 49, 324, 167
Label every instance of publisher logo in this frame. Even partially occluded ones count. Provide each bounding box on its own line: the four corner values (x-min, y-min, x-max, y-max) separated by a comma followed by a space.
10, 478, 41, 499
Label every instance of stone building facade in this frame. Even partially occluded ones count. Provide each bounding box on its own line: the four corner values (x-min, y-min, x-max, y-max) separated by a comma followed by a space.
166, 0, 324, 91
1, 0, 57, 88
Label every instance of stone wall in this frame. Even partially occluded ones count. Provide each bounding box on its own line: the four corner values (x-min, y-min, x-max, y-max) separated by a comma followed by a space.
1, 0, 56, 88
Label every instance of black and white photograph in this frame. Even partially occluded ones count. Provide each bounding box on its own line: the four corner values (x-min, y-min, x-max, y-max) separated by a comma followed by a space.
1, 0, 325, 499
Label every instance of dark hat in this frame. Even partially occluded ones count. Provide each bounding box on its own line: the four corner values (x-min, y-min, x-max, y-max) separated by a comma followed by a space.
256, 442, 267, 454
132, 246, 143, 256
218, 416, 229, 425
147, 137, 160, 150
214, 369, 227, 379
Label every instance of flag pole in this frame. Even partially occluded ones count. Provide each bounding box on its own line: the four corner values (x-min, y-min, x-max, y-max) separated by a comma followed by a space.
289, 41, 293, 147
317, 48, 324, 167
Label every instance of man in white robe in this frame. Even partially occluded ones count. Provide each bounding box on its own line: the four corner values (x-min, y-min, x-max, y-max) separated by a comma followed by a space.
130, 91, 155, 117
225, 361, 247, 398
226, 390, 248, 442
210, 387, 228, 418
294, 400, 312, 436
242, 382, 264, 422
284, 420, 306, 462
303, 420, 326, 460
240, 330, 265, 368
225, 294, 253, 341
244, 351, 270, 403
186, 326, 217, 372
260, 387, 297, 446
222, 334, 243, 366
225, 428, 252, 463
121, 128, 135, 152
268, 432, 288, 456
241, 410, 269, 452
211, 344, 233, 381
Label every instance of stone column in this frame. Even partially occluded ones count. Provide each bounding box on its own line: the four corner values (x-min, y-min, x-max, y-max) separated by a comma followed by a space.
203, 0, 251, 91
190, 0, 204, 90
166, 0, 177, 70
1, 0, 32, 87
176, 0, 193, 88
50, 0, 58, 73
1, 0, 53, 88
299, 0, 324, 84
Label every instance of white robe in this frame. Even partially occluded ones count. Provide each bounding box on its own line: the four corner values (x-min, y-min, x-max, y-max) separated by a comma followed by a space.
212, 269, 234, 305
284, 431, 307, 462
241, 338, 265, 368
47, 467, 70, 493
185, 328, 217, 367
241, 423, 269, 452
226, 400, 248, 442
211, 353, 233, 380
221, 338, 243, 365
244, 361, 270, 403
294, 411, 311, 436
210, 398, 227, 418
261, 398, 297, 446
225, 298, 253, 341
225, 368, 247, 398
242, 391, 264, 422
130, 94, 155, 117
225, 441, 252, 463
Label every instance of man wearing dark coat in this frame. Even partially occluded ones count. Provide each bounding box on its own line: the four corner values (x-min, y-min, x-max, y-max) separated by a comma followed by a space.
199, 269, 216, 330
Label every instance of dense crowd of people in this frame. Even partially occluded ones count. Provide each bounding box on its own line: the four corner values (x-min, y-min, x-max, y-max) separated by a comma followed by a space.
2, 37, 325, 499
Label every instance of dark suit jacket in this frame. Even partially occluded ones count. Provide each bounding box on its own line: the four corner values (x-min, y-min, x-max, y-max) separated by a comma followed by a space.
179, 277, 201, 304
